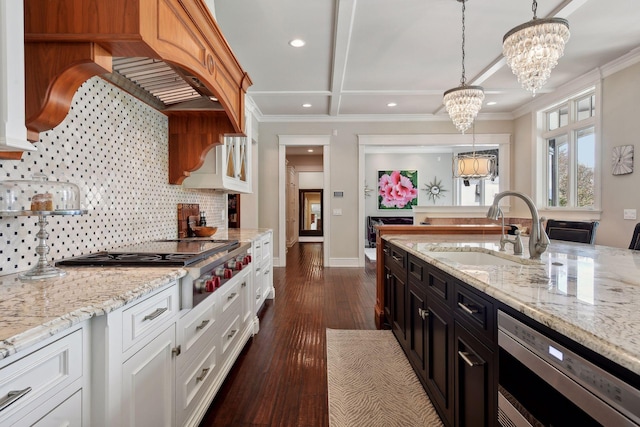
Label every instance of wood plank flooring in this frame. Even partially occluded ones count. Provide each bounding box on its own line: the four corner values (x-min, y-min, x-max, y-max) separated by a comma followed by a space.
198, 243, 377, 427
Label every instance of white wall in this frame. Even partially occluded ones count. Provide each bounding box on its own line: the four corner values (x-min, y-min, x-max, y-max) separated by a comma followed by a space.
365, 152, 454, 219
299, 172, 323, 189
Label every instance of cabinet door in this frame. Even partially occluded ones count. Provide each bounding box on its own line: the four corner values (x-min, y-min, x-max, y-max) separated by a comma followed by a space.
388, 268, 406, 346
121, 325, 176, 427
454, 322, 496, 427
407, 281, 427, 379
425, 299, 454, 426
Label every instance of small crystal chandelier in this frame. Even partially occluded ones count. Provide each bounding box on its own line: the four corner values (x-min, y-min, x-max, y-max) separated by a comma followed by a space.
503, 0, 570, 95
453, 123, 496, 181
443, 0, 484, 134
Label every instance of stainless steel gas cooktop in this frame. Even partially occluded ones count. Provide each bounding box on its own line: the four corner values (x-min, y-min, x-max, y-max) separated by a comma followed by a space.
56, 239, 239, 267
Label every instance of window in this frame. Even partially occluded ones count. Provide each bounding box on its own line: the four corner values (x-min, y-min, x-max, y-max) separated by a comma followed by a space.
541, 90, 597, 210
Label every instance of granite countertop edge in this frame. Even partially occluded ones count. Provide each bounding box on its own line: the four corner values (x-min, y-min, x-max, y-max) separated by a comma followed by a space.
386, 234, 640, 377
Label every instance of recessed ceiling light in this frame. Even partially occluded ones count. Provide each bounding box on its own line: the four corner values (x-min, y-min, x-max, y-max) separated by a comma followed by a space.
387, 102, 397, 107
302, 103, 312, 108
289, 39, 305, 47
307, 149, 314, 153
486, 101, 497, 106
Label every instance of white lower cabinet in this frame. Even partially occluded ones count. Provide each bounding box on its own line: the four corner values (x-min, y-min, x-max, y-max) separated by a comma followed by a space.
0, 324, 88, 426
121, 324, 176, 427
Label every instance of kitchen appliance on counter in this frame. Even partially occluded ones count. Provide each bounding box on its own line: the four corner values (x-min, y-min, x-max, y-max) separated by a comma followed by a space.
497, 310, 640, 427
56, 239, 252, 309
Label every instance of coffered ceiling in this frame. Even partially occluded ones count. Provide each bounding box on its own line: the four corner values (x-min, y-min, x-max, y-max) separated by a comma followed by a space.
213, 0, 640, 122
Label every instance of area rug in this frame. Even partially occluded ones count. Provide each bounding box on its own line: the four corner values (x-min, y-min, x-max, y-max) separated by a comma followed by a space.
326, 329, 444, 427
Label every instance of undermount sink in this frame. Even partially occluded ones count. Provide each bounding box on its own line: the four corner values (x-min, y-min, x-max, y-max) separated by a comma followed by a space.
430, 251, 525, 267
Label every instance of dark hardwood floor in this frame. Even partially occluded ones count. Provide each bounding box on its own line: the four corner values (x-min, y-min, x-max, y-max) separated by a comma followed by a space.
198, 243, 377, 427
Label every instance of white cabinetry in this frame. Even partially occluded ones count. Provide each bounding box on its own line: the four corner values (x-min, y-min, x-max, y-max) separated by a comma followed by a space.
91, 282, 180, 427
0, 324, 88, 426
182, 135, 252, 193
0, 0, 36, 154
176, 266, 253, 427
252, 231, 274, 315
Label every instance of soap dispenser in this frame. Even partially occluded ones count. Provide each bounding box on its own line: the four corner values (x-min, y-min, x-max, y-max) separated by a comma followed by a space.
200, 212, 207, 226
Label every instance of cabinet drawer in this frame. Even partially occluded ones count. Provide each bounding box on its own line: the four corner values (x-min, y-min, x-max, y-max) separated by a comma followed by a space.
177, 295, 217, 370
219, 315, 242, 359
408, 255, 426, 284
219, 276, 243, 322
454, 283, 495, 343
176, 336, 218, 426
31, 388, 82, 427
426, 268, 451, 304
0, 329, 83, 421
121, 284, 179, 352
261, 234, 272, 262
384, 244, 407, 272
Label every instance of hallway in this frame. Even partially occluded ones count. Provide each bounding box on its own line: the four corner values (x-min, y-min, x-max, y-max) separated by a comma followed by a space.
198, 243, 377, 426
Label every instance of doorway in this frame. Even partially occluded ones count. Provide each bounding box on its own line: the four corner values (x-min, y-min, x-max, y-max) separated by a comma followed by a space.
299, 189, 323, 237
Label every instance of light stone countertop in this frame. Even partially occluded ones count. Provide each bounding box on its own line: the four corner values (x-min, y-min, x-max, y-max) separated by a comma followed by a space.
386, 234, 640, 377
0, 228, 272, 361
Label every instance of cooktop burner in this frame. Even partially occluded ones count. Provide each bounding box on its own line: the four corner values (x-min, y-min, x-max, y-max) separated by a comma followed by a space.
56, 239, 239, 267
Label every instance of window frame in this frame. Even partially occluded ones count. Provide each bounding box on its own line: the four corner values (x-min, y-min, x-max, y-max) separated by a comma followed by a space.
535, 86, 601, 218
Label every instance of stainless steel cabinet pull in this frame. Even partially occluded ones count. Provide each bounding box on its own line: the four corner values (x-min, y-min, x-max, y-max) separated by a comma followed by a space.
458, 350, 484, 367
383, 248, 390, 255
256, 294, 261, 300
418, 308, 429, 320
172, 346, 181, 357
227, 292, 237, 301
0, 387, 32, 412
227, 329, 237, 339
264, 269, 270, 275
196, 367, 211, 382
241, 282, 247, 288
457, 302, 478, 315
143, 307, 168, 321
196, 319, 210, 331
386, 273, 391, 280
392, 255, 403, 262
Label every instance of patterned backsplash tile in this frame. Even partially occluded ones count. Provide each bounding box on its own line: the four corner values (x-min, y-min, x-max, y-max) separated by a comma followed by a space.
0, 77, 226, 276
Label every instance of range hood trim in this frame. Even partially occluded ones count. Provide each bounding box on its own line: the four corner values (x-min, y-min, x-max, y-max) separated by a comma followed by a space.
23, 0, 252, 156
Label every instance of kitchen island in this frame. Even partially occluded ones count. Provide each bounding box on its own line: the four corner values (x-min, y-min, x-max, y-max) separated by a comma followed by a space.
385, 234, 640, 375
382, 233, 640, 426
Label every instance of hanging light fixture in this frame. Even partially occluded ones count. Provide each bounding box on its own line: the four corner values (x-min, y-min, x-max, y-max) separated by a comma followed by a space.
453, 123, 496, 181
503, 0, 570, 95
443, 0, 484, 134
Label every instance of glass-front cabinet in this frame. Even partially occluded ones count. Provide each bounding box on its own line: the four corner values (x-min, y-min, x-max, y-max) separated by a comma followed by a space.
182, 134, 252, 193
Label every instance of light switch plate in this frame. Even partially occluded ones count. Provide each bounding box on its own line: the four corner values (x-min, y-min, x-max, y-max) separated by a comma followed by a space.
332, 208, 342, 216
624, 209, 637, 220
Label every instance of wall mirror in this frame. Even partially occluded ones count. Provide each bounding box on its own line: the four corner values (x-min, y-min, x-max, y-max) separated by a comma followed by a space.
299, 189, 323, 236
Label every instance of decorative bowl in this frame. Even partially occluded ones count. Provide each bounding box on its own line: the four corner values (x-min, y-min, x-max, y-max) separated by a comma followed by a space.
193, 226, 218, 237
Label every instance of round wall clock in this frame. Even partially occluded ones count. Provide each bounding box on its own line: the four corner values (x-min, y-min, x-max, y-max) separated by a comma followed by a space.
612, 145, 634, 176
423, 177, 447, 203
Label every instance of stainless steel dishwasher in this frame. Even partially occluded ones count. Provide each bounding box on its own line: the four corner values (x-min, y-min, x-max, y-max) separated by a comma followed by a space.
497, 310, 640, 427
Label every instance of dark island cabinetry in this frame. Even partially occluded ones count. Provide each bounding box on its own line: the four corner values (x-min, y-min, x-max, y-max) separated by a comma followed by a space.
383, 241, 497, 427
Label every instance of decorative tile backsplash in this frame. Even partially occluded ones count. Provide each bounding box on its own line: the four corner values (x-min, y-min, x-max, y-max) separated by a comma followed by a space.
0, 77, 226, 276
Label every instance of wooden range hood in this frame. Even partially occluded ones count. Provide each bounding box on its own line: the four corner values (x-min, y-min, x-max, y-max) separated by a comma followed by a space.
19, 0, 252, 184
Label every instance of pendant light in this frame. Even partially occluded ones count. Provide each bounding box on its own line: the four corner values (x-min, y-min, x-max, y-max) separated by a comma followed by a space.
453, 123, 496, 181
443, 0, 484, 134
503, 0, 570, 95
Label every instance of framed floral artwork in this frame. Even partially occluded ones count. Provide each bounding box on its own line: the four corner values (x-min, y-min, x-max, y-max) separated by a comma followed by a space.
377, 170, 418, 209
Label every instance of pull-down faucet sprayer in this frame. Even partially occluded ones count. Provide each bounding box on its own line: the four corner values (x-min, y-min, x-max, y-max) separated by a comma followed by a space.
487, 191, 549, 260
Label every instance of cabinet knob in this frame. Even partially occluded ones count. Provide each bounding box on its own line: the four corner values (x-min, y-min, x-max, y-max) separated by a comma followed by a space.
418, 308, 430, 320
172, 346, 182, 357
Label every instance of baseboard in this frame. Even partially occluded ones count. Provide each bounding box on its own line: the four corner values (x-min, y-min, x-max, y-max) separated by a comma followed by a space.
298, 236, 324, 242
328, 257, 360, 267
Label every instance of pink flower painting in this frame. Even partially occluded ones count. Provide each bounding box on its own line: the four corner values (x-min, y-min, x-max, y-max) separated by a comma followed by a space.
377, 170, 418, 209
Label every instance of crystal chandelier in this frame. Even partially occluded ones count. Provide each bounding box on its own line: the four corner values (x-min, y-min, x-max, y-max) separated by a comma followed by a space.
443, 0, 484, 134
453, 124, 496, 180
503, 0, 570, 95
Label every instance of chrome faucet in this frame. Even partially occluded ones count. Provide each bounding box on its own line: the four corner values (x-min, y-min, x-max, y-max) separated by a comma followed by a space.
486, 191, 549, 260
